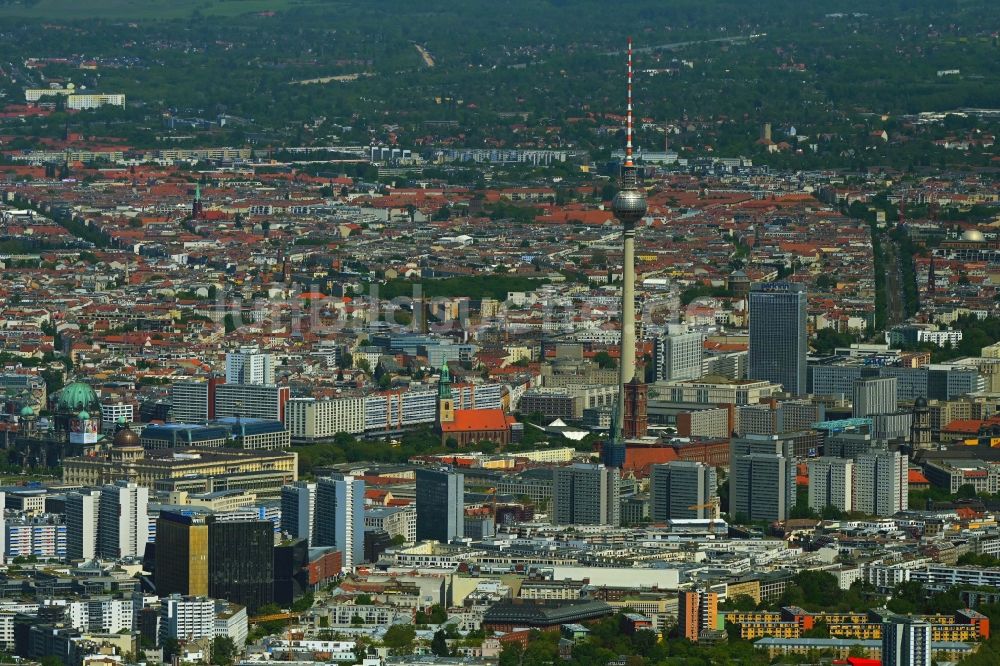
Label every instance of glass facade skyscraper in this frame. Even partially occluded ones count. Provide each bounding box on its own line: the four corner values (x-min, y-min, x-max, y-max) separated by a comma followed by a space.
749, 282, 807, 395
415, 467, 464, 543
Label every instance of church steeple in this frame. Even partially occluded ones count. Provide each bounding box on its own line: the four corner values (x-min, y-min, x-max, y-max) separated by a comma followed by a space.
438, 361, 452, 399
437, 361, 454, 424
192, 182, 204, 219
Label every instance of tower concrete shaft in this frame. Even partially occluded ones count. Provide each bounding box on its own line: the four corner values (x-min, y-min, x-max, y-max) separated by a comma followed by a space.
616, 221, 637, 439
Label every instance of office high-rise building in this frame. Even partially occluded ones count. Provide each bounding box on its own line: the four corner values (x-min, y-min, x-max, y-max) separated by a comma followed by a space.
552, 463, 621, 526
749, 282, 807, 395
170, 377, 221, 424
273, 538, 310, 607
154, 512, 209, 597
854, 450, 908, 517
415, 467, 465, 543
653, 329, 704, 382
678, 590, 718, 642
97, 482, 149, 559
649, 461, 717, 521
807, 457, 854, 514
729, 435, 796, 522
882, 615, 932, 666
280, 481, 317, 543
214, 383, 289, 422
730, 453, 791, 522
315, 475, 364, 570
853, 376, 898, 417
66, 490, 100, 561
207, 517, 273, 614
225, 347, 274, 385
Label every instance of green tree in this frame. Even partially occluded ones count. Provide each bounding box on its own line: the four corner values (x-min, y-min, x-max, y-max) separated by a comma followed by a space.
210, 636, 238, 666
593, 351, 616, 369
431, 630, 449, 656
383, 624, 416, 654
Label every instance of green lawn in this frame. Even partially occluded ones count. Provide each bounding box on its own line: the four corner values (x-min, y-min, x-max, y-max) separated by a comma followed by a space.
0, 0, 326, 20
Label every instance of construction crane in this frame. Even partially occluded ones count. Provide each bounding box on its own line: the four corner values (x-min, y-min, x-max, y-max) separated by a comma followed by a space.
688, 498, 722, 536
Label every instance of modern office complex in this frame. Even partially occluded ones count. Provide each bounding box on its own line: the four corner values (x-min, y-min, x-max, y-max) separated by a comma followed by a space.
854, 450, 909, 516
207, 518, 274, 614
853, 376, 899, 417
280, 481, 317, 543
729, 436, 796, 522
881, 614, 932, 666
415, 467, 465, 543
552, 463, 621, 526
154, 512, 209, 597
97, 481, 149, 559
65, 490, 100, 561
653, 329, 704, 382
649, 461, 717, 521
315, 475, 365, 570
807, 457, 854, 514
748, 282, 808, 395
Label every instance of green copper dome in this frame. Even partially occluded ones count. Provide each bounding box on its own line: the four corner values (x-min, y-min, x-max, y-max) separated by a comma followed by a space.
56, 382, 101, 415
19, 406, 33, 417
78, 410, 90, 420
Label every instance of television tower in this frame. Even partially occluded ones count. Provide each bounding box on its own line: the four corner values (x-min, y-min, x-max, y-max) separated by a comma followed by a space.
605, 38, 648, 468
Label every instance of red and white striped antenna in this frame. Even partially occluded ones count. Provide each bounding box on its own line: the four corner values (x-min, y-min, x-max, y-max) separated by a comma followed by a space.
625, 37, 634, 167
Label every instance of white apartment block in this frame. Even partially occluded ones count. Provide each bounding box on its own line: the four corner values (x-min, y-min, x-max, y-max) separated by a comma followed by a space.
0, 612, 13, 651
54, 597, 133, 633
452, 383, 504, 410
658, 378, 782, 406
214, 600, 248, 646
911, 564, 1000, 592
287, 397, 365, 439
25, 88, 125, 108
214, 383, 288, 421
654, 329, 704, 381
98, 482, 149, 559
225, 347, 275, 385
364, 389, 436, 432
808, 457, 854, 514
161, 595, 215, 642
67, 93, 125, 109
66, 490, 101, 560
853, 451, 908, 517
4, 522, 65, 558
853, 377, 898, 417
170, 381, 211, 423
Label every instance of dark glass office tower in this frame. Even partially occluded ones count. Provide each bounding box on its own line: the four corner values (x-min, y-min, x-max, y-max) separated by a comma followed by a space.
154, 511, 209, 597
208, 517, 274, 613
749, 282, 808, 395
415, 467, 464, 543
273, 538, 309, 607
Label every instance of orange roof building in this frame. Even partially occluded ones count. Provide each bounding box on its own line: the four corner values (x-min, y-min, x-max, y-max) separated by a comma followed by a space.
440, 408, 515, 447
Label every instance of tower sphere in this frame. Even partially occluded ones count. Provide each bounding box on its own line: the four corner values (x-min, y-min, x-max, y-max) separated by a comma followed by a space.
612, 188, 647, 224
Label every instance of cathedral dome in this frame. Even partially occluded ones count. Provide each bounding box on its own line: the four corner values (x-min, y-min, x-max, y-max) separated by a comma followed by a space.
56, 382, 101, 416
113, 425, 140, 448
